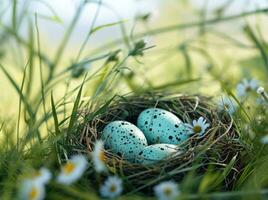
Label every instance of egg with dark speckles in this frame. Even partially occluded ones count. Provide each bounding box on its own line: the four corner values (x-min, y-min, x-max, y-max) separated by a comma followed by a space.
137, 108, 188, 144
102, 121, 148, 162
137, 144, 180, 165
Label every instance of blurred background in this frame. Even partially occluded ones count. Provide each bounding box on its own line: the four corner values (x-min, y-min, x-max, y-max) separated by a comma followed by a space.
0, 0, 267, 125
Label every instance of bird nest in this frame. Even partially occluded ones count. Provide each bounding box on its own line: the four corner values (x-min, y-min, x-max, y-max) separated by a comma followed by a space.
70, 93, 250, 193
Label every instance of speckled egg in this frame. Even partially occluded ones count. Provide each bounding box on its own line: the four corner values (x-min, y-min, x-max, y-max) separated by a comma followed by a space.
137, 108, 188, 144
137, 144, 180, 165
102, 121, 148, 162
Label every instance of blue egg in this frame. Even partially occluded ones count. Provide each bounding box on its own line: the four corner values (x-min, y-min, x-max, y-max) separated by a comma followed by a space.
137, 108, 188, 144
137, 144, 180, 165
102, 121, 148, 162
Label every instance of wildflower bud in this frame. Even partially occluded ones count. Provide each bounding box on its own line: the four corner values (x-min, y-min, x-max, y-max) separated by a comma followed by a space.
107, 50, 120, 63
135, 13, 151, 22
135, 40, 146, 48
257, 86, 265, 94
71, 63, 91, 78
129, 40, 146, 56
71, 66, 85, 78
257, 86, 268, 103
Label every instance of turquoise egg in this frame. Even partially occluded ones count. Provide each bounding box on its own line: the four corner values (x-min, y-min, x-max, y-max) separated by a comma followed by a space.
102, 121, 148, 162
137, 108, 188, 144
137, 144, 180, 165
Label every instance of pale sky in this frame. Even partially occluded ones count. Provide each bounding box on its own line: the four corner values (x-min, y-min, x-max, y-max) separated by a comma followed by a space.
18, 0, 160, 43
1, 0, 268, 45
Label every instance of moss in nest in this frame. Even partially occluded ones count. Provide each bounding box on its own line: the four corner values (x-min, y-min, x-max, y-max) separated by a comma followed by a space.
69, 93, 252, 194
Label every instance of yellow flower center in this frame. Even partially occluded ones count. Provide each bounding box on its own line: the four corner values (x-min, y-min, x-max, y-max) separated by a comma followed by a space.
163, 187, 172, 196
28, 186, 38, 200
193, 125, 202, 133
109, 184, 117, 193
98, 150, 105, 162
63, 162, 76, 174
246, 86, 251, 92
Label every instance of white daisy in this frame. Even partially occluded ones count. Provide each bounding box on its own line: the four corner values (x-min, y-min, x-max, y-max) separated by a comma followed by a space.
100, 176, 123, 199
153, 181, 180, 200
261, 135, 268, 144
31, 168, 52, 185
185, 117, 210, 136
236, 79, 259, 97
57, 155, 88, 185
218, 96, 237, 114
19, 180, 45, 200
92, 140, 107, 173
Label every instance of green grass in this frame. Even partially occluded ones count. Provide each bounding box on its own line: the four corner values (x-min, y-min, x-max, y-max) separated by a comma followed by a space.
0, 0, 268, 199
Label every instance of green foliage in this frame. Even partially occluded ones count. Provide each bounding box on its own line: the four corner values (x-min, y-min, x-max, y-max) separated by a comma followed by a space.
0, 0, 267, 199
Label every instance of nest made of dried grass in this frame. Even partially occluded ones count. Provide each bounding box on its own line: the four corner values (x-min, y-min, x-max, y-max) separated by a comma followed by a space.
71, 93, 251, 193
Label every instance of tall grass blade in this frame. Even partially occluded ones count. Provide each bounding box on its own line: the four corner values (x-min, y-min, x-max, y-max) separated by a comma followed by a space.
0, 64, 35, 119
66, 83, 84, 138
51, 93, 61, 135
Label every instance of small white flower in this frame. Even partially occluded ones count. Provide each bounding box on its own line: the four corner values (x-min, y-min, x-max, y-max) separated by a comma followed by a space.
257, 86, 265, 95
19, 180, 45, 200
57, 155, 88, 185
154, 181, 180, 200
218, 96, 237, 114
92, 140, 106, 173
185, 117, 210, 136
236, 79, 259, 97
31, 168, 52, 185
100, 176, 123, 199
256, 86, 268, 103
261, 135, 268, 144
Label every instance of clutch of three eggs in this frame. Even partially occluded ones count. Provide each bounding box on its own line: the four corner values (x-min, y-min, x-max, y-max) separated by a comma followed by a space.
101, 108, 190, 165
